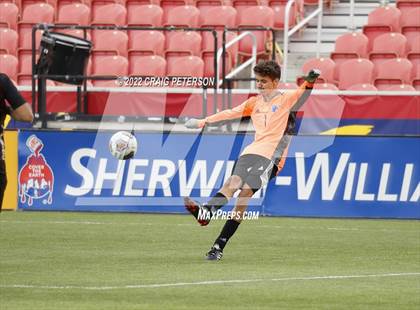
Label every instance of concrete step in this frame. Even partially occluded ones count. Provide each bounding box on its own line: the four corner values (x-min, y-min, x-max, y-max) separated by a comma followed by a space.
284, 27, 349, 43
329, 1, 383, 15
287, 41, 335, 53
307, 14, 368, 29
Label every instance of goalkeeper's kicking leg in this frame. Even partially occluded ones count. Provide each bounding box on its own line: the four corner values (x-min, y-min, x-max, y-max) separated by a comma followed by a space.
184, 174, 243, 226
205, 185, 254, 260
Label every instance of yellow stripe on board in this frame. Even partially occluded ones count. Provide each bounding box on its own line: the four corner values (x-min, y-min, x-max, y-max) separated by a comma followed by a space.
320, 125, 374, 136
2, 131, 18, 210
4, 114, 11, 128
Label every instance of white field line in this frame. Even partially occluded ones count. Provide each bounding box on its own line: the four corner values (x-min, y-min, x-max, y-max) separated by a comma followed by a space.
258, 225, 420, 233
1, 220, 418, 233
0, 273, 419, 290
0, 220, 154, 226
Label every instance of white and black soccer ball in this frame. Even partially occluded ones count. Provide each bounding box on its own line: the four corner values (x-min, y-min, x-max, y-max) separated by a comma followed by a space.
109, 131, 137, 160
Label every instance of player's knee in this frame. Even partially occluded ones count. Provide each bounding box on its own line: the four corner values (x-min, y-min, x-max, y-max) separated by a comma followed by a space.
223, 175, 243, 192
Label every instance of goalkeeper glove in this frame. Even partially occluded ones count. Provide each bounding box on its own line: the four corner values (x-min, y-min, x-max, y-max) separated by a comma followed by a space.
185, 118, 204, 129
304, 69, 321, 83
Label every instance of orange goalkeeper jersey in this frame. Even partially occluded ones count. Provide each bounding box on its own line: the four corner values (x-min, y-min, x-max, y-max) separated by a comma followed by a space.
203, 81, 313, 166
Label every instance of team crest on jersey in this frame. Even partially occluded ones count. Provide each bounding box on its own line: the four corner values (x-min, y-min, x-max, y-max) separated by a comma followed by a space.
271, 105, 278, 112
18, 135, 54, 206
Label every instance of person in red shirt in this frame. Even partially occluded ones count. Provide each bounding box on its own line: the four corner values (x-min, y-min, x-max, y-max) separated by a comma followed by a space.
184, 60, 320, 260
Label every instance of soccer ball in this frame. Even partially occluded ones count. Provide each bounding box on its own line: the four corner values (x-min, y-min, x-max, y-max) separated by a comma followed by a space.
109, 131, 137, 160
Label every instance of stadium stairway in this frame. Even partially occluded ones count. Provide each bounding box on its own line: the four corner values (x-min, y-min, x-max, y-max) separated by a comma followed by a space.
283, 0, 390, 81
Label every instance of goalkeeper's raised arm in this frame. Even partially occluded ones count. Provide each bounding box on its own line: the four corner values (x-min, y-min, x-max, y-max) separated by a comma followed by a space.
184, 97, 256, 129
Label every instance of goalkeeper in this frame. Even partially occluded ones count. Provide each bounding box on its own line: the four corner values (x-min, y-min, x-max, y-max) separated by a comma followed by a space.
184, 60, 320, 260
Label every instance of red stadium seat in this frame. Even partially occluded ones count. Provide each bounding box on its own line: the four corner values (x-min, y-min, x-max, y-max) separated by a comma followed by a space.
346, 83, 377, 91
413, 78, 420, 90
337, 58, 374, 90
363, 6, 401, 51
202, 50, 231, 78
201, 30, 238, 68
401, 7, 420, 44
91, 49, 118, 62
378, 84, 416, 91
56, 28, 91, 41
20, 0, 56, 11
237, 6, 275, 56
200, 6, 238, 67
374, 58, 413, 88
407, 34, 420, 78
18, 28, 44, 50
400, 5, 420, 23
0, 54, 18, 81
397, 0, 420, 17
0, 28, 18, 56
196, 0, 223, 16
20, 3, 55, 22
303, 0, 331, 6
407, 52, 420, 79
91, 3, 126, 26
165, 31, 202, 56
17, 74, 55, 86
92, 54, 128, 86
232, 0, 259, 16
300, 57, 336, 84
331, 32, 369, 79
56, 0, 89, 11
0, 2, 18, 30
127, 4, 163, 27
18, 3, 54, 49
166, 55, 204, 77
17, 74, 33, 85
269, 0, 299, 30
200, 5, 237, 28
91, 0, 125, 5
407, 34, 420, 53
161, 0, 189, 23
0, 0, 20, 5
129, 55, 166, 76
126, 0, 160, 11
17, 49, 34, 75
331, 32, 369, 60
369, 5, 401, 31
57, 3, 91, 26
369, 32, 407, 67
93, 30, 128, 56
90, 0, 126, 13
91, 4, 126, 41
313, 83, 339, 90
128, 30, 165, 56
164, 5, 200, 27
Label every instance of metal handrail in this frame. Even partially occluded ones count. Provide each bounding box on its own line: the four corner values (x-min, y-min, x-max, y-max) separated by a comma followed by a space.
349, 0, 355, 30
216, 31, 257, 90
282, 0, 324, 82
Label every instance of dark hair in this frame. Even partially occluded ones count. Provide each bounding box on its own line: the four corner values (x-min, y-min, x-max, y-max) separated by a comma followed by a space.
253, 60, 281, 81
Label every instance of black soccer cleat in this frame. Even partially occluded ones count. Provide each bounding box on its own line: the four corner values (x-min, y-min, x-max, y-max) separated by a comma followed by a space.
184, 197, 212, 226
206, 245, 223, 261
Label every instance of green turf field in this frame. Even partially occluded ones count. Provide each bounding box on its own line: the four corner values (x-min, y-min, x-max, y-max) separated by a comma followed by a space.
0, 211, 419, 310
